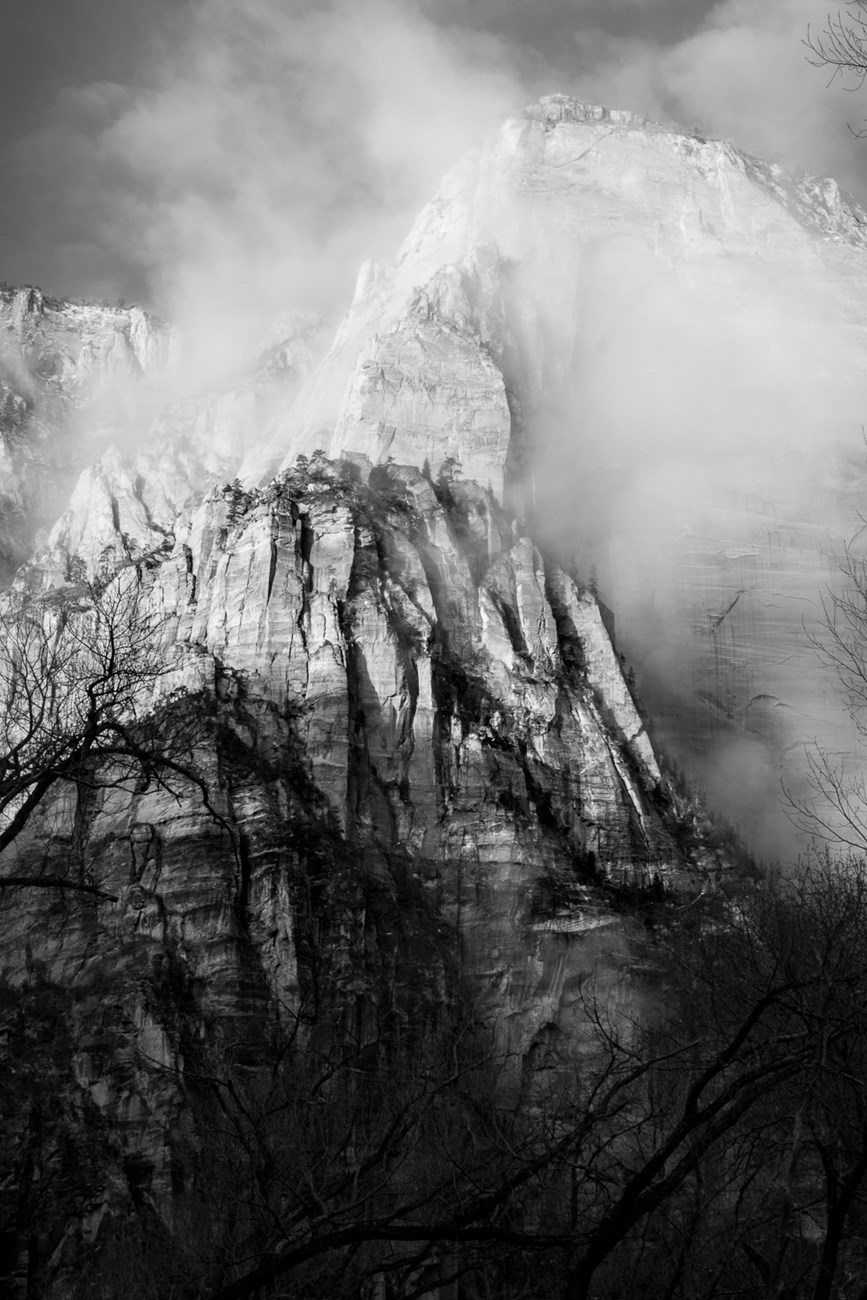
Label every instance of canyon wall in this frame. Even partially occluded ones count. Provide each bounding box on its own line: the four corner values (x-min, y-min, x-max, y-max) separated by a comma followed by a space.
8, 93, 867, 1290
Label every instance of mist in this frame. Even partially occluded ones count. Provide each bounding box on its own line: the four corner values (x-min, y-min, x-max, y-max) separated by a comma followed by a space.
112, 0, 867, 858
522, 220, 867, 859
70, 0, 518, 391
8, 0, 867, 856
9, 1, 866, 379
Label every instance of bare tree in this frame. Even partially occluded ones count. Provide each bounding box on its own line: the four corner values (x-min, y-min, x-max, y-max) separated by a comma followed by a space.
787, 538, 867, 851
65, 858, 867, 1300
627, 855, 867, 1300
806, 4, 867, 92
0, 570, 216, 897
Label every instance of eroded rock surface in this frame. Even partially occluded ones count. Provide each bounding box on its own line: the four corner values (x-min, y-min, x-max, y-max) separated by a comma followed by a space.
238, 94, 867, 855
0, 455, 722, 1295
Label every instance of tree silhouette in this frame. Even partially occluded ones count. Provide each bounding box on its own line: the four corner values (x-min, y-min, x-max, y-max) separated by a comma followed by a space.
68, 859, 867, 1299
0, 570, 218, 898
807, 5, 867, 122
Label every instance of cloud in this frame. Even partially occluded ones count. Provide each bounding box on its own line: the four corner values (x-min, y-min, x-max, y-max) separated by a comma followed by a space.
0, 0, 523, 383
1, 83, 139, 303
80, 0, 521, 384
572, 0, 867, 198
5, 0, 865, 852
6, 0, 865, 376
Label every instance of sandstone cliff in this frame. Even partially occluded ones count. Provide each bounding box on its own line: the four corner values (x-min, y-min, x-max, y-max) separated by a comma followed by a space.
0, 286, 175, 582
1, 444, 728, 1292
11, 93, 859, 1294
240, 94, 867, 854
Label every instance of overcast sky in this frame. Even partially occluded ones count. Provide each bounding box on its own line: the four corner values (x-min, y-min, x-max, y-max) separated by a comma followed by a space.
2, 0, 866, 344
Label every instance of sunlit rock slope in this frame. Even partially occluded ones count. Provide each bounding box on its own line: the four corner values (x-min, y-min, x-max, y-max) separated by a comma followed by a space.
241, 94, 867, 854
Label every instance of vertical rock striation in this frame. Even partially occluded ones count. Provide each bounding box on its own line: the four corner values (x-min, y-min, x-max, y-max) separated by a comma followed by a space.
237, 94, 867, 854
0, 451, 717, 1294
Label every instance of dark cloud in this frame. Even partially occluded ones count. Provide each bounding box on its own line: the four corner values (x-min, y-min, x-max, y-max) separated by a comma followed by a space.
0, 0, 191, 299
0, 0, 191, 147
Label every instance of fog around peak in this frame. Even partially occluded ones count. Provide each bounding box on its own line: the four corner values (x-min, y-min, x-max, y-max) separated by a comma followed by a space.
2, 0, 866, 377
5, 0, 867, 858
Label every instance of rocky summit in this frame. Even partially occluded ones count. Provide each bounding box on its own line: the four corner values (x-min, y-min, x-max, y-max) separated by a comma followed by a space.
243, 92, 867, 852
1, 96, 864, 1295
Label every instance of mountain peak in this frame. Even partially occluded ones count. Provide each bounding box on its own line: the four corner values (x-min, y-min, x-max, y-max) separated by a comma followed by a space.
523, 93, 666, 133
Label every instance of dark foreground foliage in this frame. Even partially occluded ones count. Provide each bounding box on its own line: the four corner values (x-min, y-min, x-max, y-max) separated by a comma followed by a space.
30, 855, 866, 1300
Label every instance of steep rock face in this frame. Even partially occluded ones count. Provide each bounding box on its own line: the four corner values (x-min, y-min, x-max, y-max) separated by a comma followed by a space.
246, 94, 867, 480
0, 456, 717, 1295
5, 460, 692, 998
22, 313, 324, 586
0, 286, 175, 580
240, 95, 867, 851
173, 463, 672, 884
329, 258, 515, 496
